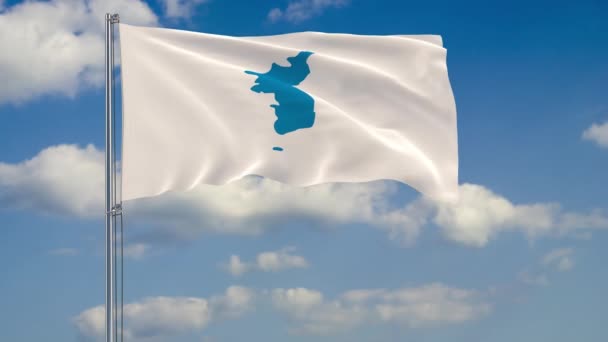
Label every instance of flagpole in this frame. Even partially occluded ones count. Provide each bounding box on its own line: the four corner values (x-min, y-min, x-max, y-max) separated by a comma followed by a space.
105, 12, 119, 342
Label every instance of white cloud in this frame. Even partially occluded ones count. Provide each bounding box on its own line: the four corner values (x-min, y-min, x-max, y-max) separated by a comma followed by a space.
74, 286, 253, 341
0, 144, 104, 217
129, 174, 419, 243
428, 184, 608, 247
75, 297, 210, 341
273, 288, 324, 310
257, 247, 309, 271
519, 247, 575, 286
74, 283, 489, 338
74, 305, 105, 340
2, 144, 608, 248
161, 0, 207, 19
209, 285, 256, 318
268, 0, 349, 23
583, 121, 608, 148
542, 247, 575, 272
223, 247, 309, 276
369, 284, 491, 327
225, 255, 249, 276
0, 145, 420, 242
272, 283, 490, 335
272, 287, 364, 334
0, 0, 157, 104
49, 247, 79, 256
122, 243, 149, 259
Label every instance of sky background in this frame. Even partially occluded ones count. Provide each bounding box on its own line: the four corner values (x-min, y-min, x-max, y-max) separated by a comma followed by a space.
1, 0, 608, 341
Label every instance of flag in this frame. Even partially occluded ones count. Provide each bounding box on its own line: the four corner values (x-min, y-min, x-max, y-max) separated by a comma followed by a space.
119, 24, 458, 201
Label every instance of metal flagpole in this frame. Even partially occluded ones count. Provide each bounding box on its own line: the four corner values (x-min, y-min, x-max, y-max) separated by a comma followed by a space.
105, 12, 119, 342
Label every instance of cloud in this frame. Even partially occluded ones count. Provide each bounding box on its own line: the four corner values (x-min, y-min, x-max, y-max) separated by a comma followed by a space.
272, 288, 360, 335
75, 283, 488, 338
370, 284, 491, 327
122, 243, 150, 259
0, 0, 158, 104
519, 247, 575, 286
225, 255, 249, 276
272, 283, 491, 334
257, 247, 309, 271
583, 121, 608, 148
223, 247, 309, 276
542, 247, 575, 272
272, 287, 362, 334
128, 175, 421, 244
160, 0, 207, 19
75, 297, 210, 341
267, 8, 283, 22
209, 286, 256, 318
427, 184, 608, 247
0, 144, 422, 244
74, 286, 254, 341
0, 144, 104, 217
268, 0, 349, 23
2, 144, 608, 248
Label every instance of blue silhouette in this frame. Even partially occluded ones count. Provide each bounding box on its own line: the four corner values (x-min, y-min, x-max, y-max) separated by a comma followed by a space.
272, 147, 284, 151
245, 51, 316, 151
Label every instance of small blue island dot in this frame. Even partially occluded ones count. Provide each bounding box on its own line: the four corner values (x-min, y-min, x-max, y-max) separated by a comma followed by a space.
273, 147, 284, 151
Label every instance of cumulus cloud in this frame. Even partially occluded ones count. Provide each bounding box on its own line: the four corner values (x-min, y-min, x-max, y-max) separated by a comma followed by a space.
122, 243, 150, 259
257, 247, 309, 271
74, 286, 254, 341
267, 0, 349, 23
225, 255, 249, 276
582, 121, 608, 148
75, 297, 210, 341
370, 285, 491, 326
0, 144, 104, 217
542, 247, 575, 272
75, 283, 488, 338
519, 247, 575, 286
209, 286, 256, 318
2, 144, 608, 248
272, 287, 363, 334
128, 175, 420, 244
426, 184, 608, 247
223, 247, 309, 276
272, 283, 491, 334
0, 0, 158, 104
161, 0, 207, 19
0, 144, 422, 243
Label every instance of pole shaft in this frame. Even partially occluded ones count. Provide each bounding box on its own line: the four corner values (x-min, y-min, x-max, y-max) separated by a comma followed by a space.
105, 13, 115, 342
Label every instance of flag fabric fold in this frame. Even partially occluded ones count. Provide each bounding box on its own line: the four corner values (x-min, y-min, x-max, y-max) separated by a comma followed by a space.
119, 24, 458, 201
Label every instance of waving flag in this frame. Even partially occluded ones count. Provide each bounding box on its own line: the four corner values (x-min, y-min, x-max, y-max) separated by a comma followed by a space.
119, 24, 458, 201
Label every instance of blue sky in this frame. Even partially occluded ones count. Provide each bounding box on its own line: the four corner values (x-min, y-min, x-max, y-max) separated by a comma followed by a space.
1, 0, 607, 341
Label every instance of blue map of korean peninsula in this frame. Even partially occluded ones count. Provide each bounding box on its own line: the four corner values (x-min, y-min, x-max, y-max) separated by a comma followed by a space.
245, 51, 316, 150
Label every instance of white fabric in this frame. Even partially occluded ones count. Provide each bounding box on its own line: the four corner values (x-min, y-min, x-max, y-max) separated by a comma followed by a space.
119, 24, 458, 201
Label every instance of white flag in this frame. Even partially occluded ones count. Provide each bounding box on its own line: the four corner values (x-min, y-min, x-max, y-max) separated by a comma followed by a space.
119, 24, 458, 201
